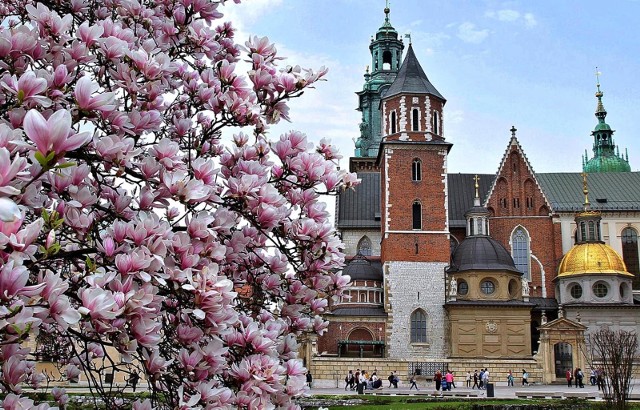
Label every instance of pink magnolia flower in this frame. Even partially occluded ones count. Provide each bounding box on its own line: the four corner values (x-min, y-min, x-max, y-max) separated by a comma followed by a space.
74, 75, 116, 112
2, 72, 50, 106
22, 109, 91, 157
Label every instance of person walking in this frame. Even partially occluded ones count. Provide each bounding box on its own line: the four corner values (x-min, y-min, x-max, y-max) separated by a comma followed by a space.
481, 368, 489, 390
306, 371, 313, 388
434, 369, 442, 391
522, 369, 529, 386
466, 371, 471, 388
409, 373, 419, 390
129, 370, 140, 392
574, 368, 579, 388
345, 370, 354, 391
472, 370, 479, 389
566, 368, 573, 387
478, 369, 485, 390
577, 368, 584, 388
507, 370, 514, 387
445, 370, 454, 391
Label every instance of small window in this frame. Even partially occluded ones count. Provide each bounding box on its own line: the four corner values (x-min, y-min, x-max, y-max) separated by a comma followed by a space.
391, 111, 397, 134
412, 159, 421, 181
412, 201, 421, 230
458, 280, 469, 295
570, 284, 582, 299
588, 221, 595, 240
480, 280, 495, 295
593, 282, 608, 298
357, 236, 372, 256
412, 108, 419, 131
580, 221, 587, 242
433, 112, 439, 135
620, 283, 626, 299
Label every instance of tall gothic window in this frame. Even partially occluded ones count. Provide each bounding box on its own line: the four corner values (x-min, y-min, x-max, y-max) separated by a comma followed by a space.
622, 227, 640, 288
357, 236, 372, 256
512, 226, 530, 280
412, 159, 421, 181
412, 108, 419, 131
412, 201, 422, 230
391, 111, 397, 134
410, 309, 427, 343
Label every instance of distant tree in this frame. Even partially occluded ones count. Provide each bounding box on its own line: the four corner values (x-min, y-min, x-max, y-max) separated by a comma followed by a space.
587, 328, 638, 410
0, 0, 357, 409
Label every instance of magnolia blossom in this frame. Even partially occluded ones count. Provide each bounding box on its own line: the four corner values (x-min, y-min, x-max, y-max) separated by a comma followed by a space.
23, 109, 91, 157
0, 1, 355, 408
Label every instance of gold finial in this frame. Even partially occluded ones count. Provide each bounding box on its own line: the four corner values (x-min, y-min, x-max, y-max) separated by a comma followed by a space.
473, 175, 480, 199
365, 65, 369, 73
581, 172, 590, 210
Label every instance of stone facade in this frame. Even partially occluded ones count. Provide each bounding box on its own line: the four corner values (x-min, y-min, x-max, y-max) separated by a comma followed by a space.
385, 261, 448, 359
341, 230, 381, 257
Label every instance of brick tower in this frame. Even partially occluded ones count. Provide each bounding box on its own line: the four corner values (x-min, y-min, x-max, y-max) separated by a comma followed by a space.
378, 41, 451, 359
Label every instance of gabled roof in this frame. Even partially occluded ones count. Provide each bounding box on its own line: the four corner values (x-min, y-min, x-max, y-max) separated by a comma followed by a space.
484, 135, 552, 211
536, 172, 640, 212
383, 44, 445, 101
537, 316, 587, 331
336, 172, 381, 229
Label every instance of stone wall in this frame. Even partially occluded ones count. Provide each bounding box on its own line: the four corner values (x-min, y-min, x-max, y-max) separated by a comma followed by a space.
309, 356, 544, 388
341, 230, 382, 257
386, 261, 448, 359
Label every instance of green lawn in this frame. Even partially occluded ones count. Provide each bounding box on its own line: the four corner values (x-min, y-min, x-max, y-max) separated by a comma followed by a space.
299, 395, 640, 409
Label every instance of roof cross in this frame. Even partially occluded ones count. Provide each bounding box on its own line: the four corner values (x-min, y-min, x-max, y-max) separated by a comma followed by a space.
510, 126, 517, 138
473, 175, 480, 199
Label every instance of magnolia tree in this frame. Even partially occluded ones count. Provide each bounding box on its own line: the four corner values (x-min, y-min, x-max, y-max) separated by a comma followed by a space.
0, 0, 357, 408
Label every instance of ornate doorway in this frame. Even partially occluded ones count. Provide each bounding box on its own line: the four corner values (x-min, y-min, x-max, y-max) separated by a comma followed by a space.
554, 342, 573, 377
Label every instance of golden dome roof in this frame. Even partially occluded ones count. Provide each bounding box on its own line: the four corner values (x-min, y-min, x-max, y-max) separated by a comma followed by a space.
557, 243, 633, 277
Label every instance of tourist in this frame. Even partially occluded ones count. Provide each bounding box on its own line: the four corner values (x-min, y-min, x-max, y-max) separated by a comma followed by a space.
388, 372, 398, 388
566, 368, 573, 387
345, 370, 354, 391
479, 369, 485, 389
306, 371, 313, 388
590, 368, 596, 386
482, 368, 489, 389
507, 370, 514, 387
409, 373, 419, 390
445, 370, 454, 391
577, 368, 584, 388
129, 370, 140, 392
466, 371, 471, 388
522, 369, 529, 386
472, 370, 479, 389
434, 369, 442, 391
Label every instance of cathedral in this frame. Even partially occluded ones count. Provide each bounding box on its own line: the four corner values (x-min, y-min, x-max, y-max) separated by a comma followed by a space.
305, 5, 640, 385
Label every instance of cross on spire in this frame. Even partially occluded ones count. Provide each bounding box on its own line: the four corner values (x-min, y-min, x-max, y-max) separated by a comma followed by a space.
510, 126, 517, 138
595, 66, 602, 92
473, 175, 480, 199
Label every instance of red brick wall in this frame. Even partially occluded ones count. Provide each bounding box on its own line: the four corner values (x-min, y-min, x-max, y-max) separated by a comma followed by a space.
383, 94, 444, 142
381, 145, 450, 262
318, 321, 386, 355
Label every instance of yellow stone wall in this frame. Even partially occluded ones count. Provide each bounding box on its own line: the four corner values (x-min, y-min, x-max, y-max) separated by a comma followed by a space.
449, 305, 531, 358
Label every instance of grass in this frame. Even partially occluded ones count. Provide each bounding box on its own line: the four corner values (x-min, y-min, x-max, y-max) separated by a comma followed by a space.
301, 395, 640, 410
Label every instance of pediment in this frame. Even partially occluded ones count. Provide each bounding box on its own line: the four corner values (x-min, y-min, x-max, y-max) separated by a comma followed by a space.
538, 317, 587, 332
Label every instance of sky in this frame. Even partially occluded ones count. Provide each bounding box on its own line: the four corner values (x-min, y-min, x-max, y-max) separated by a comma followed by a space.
221, 0, 640, 175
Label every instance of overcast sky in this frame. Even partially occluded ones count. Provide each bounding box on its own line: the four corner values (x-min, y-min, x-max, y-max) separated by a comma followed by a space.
222, 0, 640, 175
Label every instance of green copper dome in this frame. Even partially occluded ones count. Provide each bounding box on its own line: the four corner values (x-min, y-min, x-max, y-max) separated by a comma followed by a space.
582, 78, 630, 173
584, 155, 631, 173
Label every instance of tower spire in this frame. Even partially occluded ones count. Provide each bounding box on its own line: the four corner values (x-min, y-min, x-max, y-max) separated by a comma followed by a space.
384, 0, 390, 24
583, 68, 631, 173
581, 172, 590, 211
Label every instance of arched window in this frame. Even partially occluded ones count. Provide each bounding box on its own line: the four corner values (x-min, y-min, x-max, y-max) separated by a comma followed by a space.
410, 309, 427, 343
357, 236, 372, 256
412, 108, 419, 131
411, 159, 421, 181
412, 201, 421, 230
391, 111, 397, 134
433, 111, 439, 135
622, 227, 640, 287
512, 226, 530, 280
382, 50, 392, 70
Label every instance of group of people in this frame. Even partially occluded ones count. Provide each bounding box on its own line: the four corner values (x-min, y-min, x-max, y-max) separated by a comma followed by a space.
433, 369, 457, 391
566, 367, 605, 389
468, 369, 491, 390
344, 369, 392, 392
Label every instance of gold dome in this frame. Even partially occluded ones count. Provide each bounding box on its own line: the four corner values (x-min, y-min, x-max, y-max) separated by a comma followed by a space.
557, 243, 633, 277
